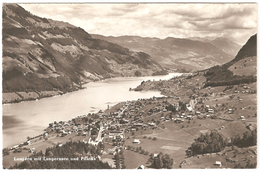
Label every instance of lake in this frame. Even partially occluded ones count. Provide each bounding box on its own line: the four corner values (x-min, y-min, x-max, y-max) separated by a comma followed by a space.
2, 73, 182, 148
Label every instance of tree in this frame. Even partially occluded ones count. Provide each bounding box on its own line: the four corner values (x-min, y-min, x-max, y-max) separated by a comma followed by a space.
19, 161, 32, 169
149, 152, 173, 169
188, 130, 227, 155
232, 129, 257, 147
144, 151, 149, 155
45, 150, 53, 157
115, 160, 120, 169
229, 95, 235, 99
245, 160, 257, 168
121, 164, 126, 169
3, 148, 10, 156
140, 149, 145, 154
162, 154, 173, 169
135, 70, 142, 77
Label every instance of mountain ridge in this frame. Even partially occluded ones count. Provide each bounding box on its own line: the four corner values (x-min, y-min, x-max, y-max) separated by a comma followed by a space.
2, 3, 164, 95
92, 34, 241, 71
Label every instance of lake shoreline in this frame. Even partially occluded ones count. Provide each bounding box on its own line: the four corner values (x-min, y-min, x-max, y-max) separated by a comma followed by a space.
2, 87, 88, 105
2, 73, 175, 105
2, 73, 181, 148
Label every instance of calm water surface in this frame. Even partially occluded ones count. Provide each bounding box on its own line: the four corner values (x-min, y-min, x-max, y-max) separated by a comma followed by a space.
2, 73, 182, 148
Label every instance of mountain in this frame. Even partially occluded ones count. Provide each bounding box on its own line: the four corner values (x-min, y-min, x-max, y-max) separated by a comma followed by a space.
189, 36, 241, 56
2, 4, 163, 95
92, 34, 240, 71
203, 34, 257, 87
229, 34, 257, 63
209, 37, 241, 56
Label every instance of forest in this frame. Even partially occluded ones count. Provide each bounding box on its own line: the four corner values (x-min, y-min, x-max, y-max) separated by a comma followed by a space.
8, 141, 111, 169
186, 130, 228, 156
148, 152, 174, 169
231, 129, 257, 147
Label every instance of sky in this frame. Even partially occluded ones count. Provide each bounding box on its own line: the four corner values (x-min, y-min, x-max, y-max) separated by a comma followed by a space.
19, 3, 257, 45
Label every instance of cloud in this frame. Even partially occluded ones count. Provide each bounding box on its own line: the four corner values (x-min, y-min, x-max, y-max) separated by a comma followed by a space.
19, 3, 257, 45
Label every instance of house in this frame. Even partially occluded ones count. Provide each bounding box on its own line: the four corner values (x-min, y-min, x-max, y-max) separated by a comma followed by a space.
186, 106, 193, 112
109, 131, 124, 138
134, 123, 143, 127
247, 125, 254, 131
137, 165, 145, 169
24, 141, 31, 145
148, 122, 156, 126
187, 115, 193, 120
214, 161, 222, 167
174, 118, 184, 122
12, 145, 19, 150
82, 132, 88, 136
133, 139, 140, 144
208, 109, 214, 113
29, 148, 35, 153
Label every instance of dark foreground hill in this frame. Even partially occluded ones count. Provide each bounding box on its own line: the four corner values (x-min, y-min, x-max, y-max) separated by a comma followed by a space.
2, 4, 163, 94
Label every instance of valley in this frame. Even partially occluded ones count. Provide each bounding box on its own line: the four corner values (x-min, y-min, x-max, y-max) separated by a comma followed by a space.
2, 3, 257, 170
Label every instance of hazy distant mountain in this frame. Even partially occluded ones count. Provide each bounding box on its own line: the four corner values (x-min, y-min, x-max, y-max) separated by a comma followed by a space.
2, 4, 163, 93
92, 34, 241, 71
209, 37, 241, 56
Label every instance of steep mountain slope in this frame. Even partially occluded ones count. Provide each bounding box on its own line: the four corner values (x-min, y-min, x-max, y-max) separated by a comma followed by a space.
92, 34, 239, 71
2, 4, 163, 95
203, 34, 257, 87
229, 34, 257, 64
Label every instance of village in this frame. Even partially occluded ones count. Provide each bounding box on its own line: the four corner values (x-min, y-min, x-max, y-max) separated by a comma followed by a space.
3, 71, 257, 168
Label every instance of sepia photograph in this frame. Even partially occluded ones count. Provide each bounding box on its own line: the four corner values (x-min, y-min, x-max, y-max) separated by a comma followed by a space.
1, 1, 257, 169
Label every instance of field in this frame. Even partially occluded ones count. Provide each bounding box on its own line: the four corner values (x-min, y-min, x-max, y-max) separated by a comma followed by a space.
183, 145, 257, 169
228, 56, 257, 76
123, 150, 150, 169
2, 93, 22, 103
123, 109, 255, 169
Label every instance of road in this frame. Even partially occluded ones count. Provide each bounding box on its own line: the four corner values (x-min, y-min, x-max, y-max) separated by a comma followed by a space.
95, 126, 103, 142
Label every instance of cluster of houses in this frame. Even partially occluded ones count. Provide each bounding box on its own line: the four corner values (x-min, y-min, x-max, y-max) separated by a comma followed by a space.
48, 119, 92, 137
